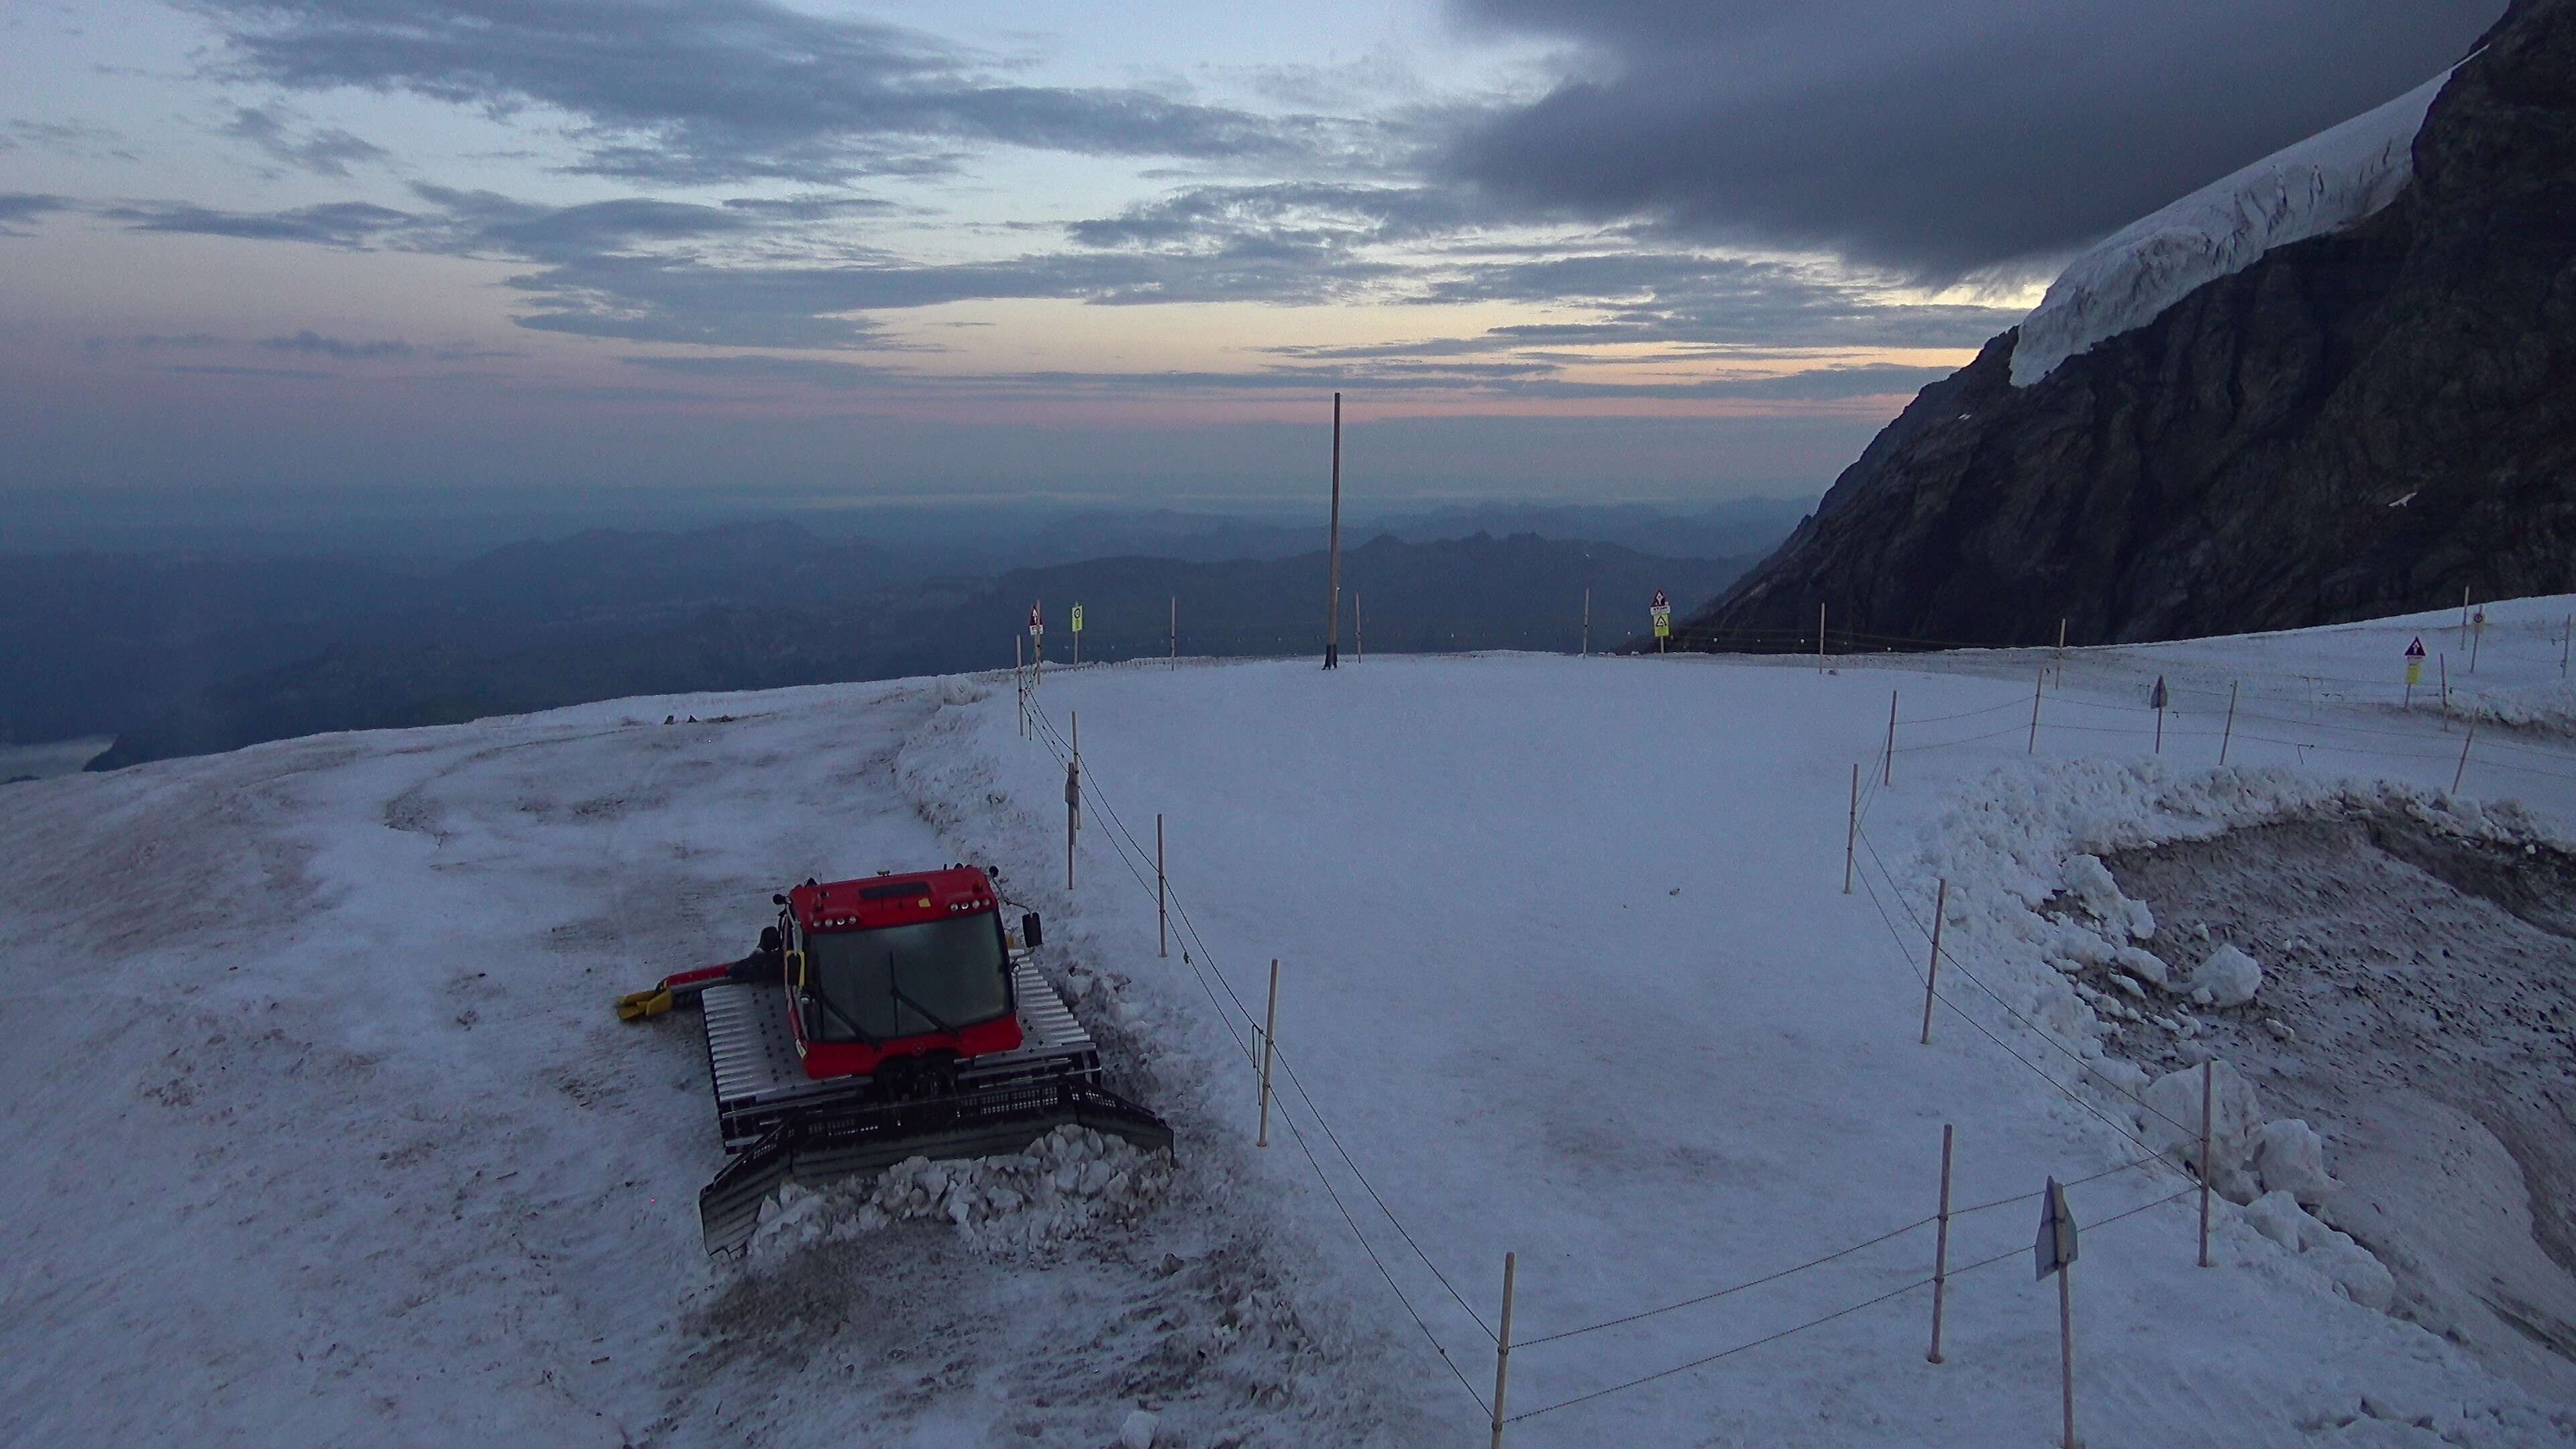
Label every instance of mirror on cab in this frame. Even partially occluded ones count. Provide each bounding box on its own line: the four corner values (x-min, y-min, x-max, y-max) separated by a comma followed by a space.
1020, 912, 1044, 950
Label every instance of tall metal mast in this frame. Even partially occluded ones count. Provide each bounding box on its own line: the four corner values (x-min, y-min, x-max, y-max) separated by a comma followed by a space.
1324, 391, 1343, 669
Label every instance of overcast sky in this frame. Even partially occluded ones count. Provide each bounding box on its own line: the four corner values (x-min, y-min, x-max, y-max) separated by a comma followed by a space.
0, 0, 2500, 513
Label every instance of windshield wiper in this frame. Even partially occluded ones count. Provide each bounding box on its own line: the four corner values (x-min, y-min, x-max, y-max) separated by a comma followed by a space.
808, 985, 879, 1045
886, 953, 956, 1034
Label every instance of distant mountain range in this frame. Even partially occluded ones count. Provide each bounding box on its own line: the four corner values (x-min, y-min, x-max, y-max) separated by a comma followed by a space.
5, 519, 1768, 770
995, 498, 1814, 570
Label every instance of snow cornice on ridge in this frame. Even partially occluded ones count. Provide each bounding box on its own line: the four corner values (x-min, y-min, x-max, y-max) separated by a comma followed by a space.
2008, 62, 2464, 388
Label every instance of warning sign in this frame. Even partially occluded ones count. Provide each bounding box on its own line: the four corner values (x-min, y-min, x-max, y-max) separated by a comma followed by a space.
1028, 602, 1043, 637
1071, 604, 1084, 633
2035, 1177, 2078, 1281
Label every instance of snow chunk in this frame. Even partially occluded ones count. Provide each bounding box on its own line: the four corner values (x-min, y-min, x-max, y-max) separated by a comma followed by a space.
2192, 944, 2263, 1008
2312, 1230, 2398, 1312
2010, 66, 2454, 387
1120, 1409, 1160, 1448
2242, 1190, 2394, 1310
2063, 854, 2154, 940
2255, 1118, 2337, 1205
2112, 945, 2170, 989
2245, 1189, 2312, 1250
2142, 1059, 2263, 1201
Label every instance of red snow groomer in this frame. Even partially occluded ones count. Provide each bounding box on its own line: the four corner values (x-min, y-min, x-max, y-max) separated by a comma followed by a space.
616, 865, 1171, 1252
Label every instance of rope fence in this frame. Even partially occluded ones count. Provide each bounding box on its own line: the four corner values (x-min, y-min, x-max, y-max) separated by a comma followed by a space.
1002, 661, 2256, 1442
1022, 700, 1503, 1414
988, 600, 2576, 1437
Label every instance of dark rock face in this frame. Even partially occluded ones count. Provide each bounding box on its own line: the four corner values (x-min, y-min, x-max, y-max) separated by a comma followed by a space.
1695, 0, 2575, 649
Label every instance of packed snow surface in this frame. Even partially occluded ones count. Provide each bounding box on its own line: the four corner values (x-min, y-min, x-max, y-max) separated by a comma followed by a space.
2010, 65, 2454, 387
7, 594, 2576, 1445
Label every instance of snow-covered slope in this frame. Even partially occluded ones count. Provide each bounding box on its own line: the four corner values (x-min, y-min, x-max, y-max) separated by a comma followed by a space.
6, 600, 2576, 1446
2011, 66, 2455, 387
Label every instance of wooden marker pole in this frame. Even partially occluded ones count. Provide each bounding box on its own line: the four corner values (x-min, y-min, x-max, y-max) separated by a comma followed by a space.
1582, 588, 1591, 656
2153, 698, 2164, 753
1884, 690, 1898, 787
1016, 634, 1026, 737
2059, 1261, 2078, 1449
2219, 682, 2238, 766
2057, 617, 2068, 677
1065, 712, 1079, 892
2198, 1061, 2214, 1269
1819, 601, 1828, 674
1170, 594, 1177, 663
2563, 614, 2570, 678
2461, 585, 2471, 645
1157, 814, 1167, 958
1844, 763, 1860, 895
1489, 1252, 1517, 1449
1921, 879, 1947, 1044
2470, 613, 2482, 674
2029, 672, 2044, 754
1928, 1122, 1954, 1363
1257, 959, 1279, 1147
2454, 724, 2477, 794
1355, 590, 1363, 663
2441, 655, 2451, 725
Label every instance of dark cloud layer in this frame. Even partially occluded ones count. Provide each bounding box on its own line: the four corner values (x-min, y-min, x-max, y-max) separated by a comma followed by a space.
0, 193, 74, 234
104, 197, 423, 247
89, 178, 2019, 358
618, 348, 1945, 405
1407, 250, 2022, 348
189, 0, 1325, 184
223, 104, 386, 178
260, 330, 415, 358
1446, 0, 2503, 274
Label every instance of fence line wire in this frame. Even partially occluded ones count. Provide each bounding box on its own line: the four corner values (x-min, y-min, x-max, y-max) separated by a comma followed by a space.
1025, 698, 1505, 1368
1855, 826, 2203, 1147
1848, 837, 2198, 1161
1004, 626, 2549, 1431
1501, 1182, 2202, 1426
1513, 1215, 1935, 1349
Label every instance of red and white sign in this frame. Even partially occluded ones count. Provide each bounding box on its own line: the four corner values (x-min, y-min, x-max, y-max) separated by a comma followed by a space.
1028, 602, 1043, 635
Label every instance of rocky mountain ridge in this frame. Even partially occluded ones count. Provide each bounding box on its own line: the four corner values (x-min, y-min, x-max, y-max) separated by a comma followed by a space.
1693, 0, 2573, 649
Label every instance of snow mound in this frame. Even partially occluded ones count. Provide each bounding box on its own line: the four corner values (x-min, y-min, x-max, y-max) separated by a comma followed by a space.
2143, 1059, 2264, 1201
2192, 943, 2265, 1008
2246, 1191, 2398, 1311
2010, 65, 2454, 387
746, 1125, 1173, 1265
2256, 1118, 2339, 1205
2448, 678, 2576, 737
